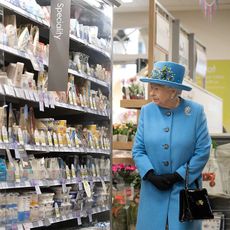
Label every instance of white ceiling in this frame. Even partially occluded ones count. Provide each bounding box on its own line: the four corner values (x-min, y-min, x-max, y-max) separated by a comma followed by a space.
115, 0, 230, 12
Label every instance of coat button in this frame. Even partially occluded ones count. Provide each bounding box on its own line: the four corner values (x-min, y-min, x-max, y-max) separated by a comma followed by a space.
163, 161, 169, 166
163, 144, 169, 149
166, 111, 171, 116
164, 127, 170, 132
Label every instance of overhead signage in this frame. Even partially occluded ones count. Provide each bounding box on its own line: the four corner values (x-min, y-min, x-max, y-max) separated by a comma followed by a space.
48, 0, 71, 91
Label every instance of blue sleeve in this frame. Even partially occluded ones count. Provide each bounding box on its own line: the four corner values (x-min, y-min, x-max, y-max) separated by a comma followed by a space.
132, 107, 154, 178
176, 105, 211, 184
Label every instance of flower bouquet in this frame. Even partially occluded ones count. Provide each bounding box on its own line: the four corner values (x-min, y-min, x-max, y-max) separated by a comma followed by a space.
112, 164, 141, 230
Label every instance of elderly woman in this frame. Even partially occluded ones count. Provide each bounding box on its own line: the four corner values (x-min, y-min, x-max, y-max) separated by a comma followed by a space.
132, 61, 211, 230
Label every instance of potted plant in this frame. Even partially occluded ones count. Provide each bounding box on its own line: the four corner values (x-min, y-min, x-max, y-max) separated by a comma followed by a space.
113, 123, 119, 142
118, 124, 129, 142
112, 164, 141, 230
128, 82, 145, 99
127, 122, 137, 141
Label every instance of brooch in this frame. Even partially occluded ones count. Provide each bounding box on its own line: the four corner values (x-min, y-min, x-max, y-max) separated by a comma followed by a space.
184, 106, 191, 116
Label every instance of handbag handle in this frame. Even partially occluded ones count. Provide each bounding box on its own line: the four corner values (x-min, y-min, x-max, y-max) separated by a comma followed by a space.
185, 163, 199, 190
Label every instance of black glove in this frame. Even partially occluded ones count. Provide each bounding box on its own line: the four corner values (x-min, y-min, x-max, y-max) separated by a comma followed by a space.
161, 173, 183, 186
144, 170, 172, 190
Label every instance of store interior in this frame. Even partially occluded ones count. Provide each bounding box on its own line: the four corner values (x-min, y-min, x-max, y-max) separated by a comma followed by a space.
0, 0, 229, 229
112, 1, 230, 230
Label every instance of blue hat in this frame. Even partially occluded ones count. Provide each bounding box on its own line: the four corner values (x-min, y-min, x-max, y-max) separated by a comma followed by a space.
140, 61, 192, 91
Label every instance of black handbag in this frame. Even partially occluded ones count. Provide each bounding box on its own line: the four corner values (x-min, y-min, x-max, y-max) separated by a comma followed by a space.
179, 163, 214, 222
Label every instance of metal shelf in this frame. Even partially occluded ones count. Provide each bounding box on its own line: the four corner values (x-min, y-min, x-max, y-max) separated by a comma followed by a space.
0, 44, 110, 89
0, 143, 110, 156
0, 44, 47, 71
0, 0, 111, 60
0, 0, 49, 26
1, 206, 110, 229
68, 69, 110, 89
70, 35, 111, 60
0, 85, 110, 118
0, 176, 110, 190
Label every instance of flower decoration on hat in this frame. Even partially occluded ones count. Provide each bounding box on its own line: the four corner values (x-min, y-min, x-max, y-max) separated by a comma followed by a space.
139, 61, 192, 91
152, 66, 175, 82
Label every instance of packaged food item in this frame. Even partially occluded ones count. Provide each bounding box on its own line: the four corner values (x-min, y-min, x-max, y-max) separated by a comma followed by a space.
29, 25, 39, 55
0, 158, 7, 182
18, 105, 31, 144
6, 25, 17, 45
0, 23, 7, 45
6, 62, 24, 87
0, 106, 8, 143
17, 26, 30, 51
28, 107, 36, 145
0, 71, 9, 85
37, 71, 48, 90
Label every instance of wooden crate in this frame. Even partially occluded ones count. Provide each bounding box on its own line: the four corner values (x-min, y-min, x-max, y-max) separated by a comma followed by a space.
120, 99, 151, 109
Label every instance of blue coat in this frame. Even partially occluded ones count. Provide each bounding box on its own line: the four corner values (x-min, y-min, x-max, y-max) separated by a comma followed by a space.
132, 98, 211, 230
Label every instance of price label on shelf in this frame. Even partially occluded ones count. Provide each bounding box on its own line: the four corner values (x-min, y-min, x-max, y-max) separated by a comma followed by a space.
44, 218, 52, 226
17, 224, 24, 230
20, 88, 26, 98
38, 92, 44, 112
50, 217, 54, 223
37, 220, 43, 226
78, 181, 83, 191
14, 147, 20, 159
33, 91, 39, 102
62, 183, 67, 193
25, 181, 31, 187
43, 93, 49, 108
24, 144, 32, 151
0, 182, 7, 189
4, 85, 15, 96
48, 92, 55, 109
77, 217, 82, 225
31, 179, 38, 187
96, 206, 100, 213
88, 213, 93, 223
0, 84, 5, 95
35, 184, 42, 194
35, 145, 41, 151
24, 89, 31, 101
23, 222, 33, 230
68, 213, 74, 219
99, 177, 107, 194
28, 90, 35, 101
14, 88, 22, 98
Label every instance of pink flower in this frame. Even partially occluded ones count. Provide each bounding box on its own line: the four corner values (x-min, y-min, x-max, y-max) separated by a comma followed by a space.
117, 163, 125, 170
125, 165, 136, 171
112, 165, 118, 172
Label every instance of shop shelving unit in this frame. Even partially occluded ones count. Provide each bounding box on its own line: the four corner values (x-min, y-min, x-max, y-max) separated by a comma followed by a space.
0, 0, 119, 228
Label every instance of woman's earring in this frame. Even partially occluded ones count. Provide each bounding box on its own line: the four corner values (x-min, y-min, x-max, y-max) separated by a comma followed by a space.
170, 94, 175, 100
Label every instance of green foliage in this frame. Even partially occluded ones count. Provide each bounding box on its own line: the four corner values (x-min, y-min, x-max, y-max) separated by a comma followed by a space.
113, 123, 137, 138
212, 139, 218, 149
